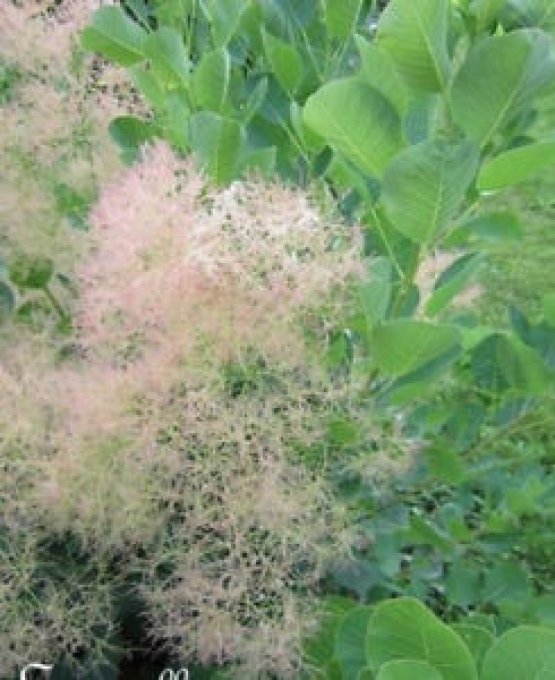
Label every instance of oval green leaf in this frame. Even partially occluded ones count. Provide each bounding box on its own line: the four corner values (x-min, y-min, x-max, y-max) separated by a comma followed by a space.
478, 141, 555, 190
366, 597, 478, 679
482, 626, 555, 680
376, 660, 442, 680
381, 141, 479, 245
303, 78, 404, 178
81, 6, 146, 66
375, 0, 451, 92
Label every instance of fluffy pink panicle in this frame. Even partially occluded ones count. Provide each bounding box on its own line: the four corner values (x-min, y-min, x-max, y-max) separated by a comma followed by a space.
80, 143, 363, 366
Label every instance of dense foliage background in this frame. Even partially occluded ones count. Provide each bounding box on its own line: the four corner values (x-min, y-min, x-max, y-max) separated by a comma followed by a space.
1, 1, 555, 678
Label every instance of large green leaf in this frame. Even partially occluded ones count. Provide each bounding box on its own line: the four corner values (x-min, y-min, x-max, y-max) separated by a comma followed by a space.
201, 0, 246, 48
371, 320, 461, 376
482, 626, 555, 680
366, 598, 478, 679
381, 141, 479, 245
451, 29, 555, 147
190, 112, 245, 184
262, 31, 303, 93
335, 607, 372, 680
303, 78, 404, 177
478, 141, 555, 190
451, 625, 495, 672
324, 0, 363, 41
143, 27, 190, 88
9, 255, 54, 290
375, 0, 451, 92
193, 48, 230, 111
355, 37, 408, 115
376, 660, 442, 680
81, 6, 146, 66
503, 0, 555, 31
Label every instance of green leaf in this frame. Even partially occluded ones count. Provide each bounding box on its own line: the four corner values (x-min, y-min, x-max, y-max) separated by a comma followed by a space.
0, 281, 15, 322
262, 31, 303, 93
162, 89, 191, 151
303, 597, 357, 672
375, 0, 451, 92
303, 78, 404, 178
109, 116, 159, 164
376, 660, 442, 680
9, 255, 54, 290
372, 320, 460, 376
358, 258, 392, 327
471, 333, 550, 394
426, 253, 483, 316
451, 29, 555, 147
130, 66, 167, 111
335, 607, 372, 680
450, 625, 494, 672
482, 626, 555, 680
143, 27, 190, 88
366, 598, 478, 679
425, 445, 467, 484
478, 141, 555, 190
324, 0, 363, 41
445, 562, 482, 607
190, 112, 246, 184
81, 6, 146, 66
357, 669, 375, 680
447, 211, 522, 246
241, 78, 268, 125
482, 561, 532, 606
381, 141, 479, 245
201, 0, 247, 48
193, 48, 230, 111
240, 146, 277, 178
355, 37, 408, 115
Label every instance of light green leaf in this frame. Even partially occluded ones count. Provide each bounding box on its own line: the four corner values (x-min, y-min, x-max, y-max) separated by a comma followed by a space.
375, 0, 451, 92
190, 112, 246, 184
376, 660, 442, 680
381, 141, 479, 245
451, 29, 555, 147
447, 212, 522, 246
445, 562, 482, 607
478, 141, 555, 190
130, 65, 167, 111
451, 625, 494, 672
262, 31, 303, 93
335, 607, 372, 680
81, 6, 146, 66
426, 253, 483, 316
201, 0, 247, 48
354, 37, 408, 115
366, 598, 478, 679
358, 258, 392, 327
482, 626, 555, 680
193, 48, 230, 111
143, 27, 190, 88
164, 90, 190, 151
303, 78, 404, 177
324, 0, 363, 41
109, 116, 159, 164
239, 146, 276, 178
371, 320, 461, 376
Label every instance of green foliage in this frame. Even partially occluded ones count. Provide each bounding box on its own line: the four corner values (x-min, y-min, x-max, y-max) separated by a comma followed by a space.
305, 597, 555, 679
